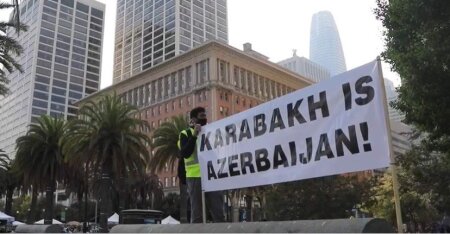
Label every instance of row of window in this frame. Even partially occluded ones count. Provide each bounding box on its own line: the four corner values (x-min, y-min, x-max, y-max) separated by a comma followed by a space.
217, 62, 295, 100
162, 176, 177, 188
120, 64, 196, 108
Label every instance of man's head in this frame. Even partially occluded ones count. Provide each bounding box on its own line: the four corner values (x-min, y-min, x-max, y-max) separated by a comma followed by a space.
190, 107, 207, 126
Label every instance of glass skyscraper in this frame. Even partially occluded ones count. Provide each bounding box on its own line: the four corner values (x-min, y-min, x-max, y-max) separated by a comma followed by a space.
113, 0, 228, 84
0, 0, 105, 157
309, 11, 347, 77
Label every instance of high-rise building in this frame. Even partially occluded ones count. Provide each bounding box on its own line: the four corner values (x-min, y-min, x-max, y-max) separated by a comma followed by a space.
384, 78, 404, 122
0, 0, 105, 157
79, 40, 313, 195
309, 11, 346, 77
113, 0, 228, 84
278, 51, 331, 83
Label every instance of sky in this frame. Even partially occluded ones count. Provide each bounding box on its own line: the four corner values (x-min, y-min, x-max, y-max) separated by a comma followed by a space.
1, 0, 401, 89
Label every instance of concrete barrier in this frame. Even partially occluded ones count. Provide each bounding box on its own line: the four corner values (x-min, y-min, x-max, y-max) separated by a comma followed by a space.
110, 218, 394, 233
15, 224, 64, 233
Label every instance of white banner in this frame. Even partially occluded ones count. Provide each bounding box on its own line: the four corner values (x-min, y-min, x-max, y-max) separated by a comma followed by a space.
198, 60, 390, 192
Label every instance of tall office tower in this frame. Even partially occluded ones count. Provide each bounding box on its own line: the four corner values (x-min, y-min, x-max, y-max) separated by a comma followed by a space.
278, 51, 330, 83
0, 0, 105, 157
384, 78, 404, 122
113, 0, 228, 84
309, 11, 346, 77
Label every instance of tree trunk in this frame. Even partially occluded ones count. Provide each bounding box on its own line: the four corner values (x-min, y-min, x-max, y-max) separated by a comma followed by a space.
231, 190, 240, 222
77, 191, 83, 223
27, 186, 38, 224
245, 194, 252, 221
44, 181, 55, 225
99, 169, 112, 233
83, 188, 88, 233
179, 183, 188, 223
4, 186, 14, 215
262, 193, 267, 220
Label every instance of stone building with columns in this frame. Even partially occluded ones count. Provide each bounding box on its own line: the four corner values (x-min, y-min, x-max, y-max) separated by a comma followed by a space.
78, 40, 313, 194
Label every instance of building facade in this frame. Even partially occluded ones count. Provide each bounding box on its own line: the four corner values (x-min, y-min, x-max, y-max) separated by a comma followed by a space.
277, 52, 330, 83
80, 41, 313, 193
0, 0, 105, 157
309, 11, 347, 77
113, 0, 228, 84
384, 78, 404, 122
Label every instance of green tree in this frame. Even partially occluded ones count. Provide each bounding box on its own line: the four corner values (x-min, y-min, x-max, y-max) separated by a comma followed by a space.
364, 170, 439, 232
0, 150, 19, 216
157, 193, 180, 221
65, 94, 150, 232
375, 0, 450, 148
0, 150, 12, 214
114, 173, 164, 211
149, 115, 189, 223
0, 1, 27, 97
397, 145, 448, 219
265, 175, 374, 221
14, 115, 67, 224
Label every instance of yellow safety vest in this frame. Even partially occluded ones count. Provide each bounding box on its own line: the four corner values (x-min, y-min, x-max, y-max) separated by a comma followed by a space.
177, 128, 201, 178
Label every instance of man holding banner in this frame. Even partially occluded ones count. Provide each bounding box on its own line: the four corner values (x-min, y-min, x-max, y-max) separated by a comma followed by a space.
196, 59, 403, 231
178, 107, 225, 223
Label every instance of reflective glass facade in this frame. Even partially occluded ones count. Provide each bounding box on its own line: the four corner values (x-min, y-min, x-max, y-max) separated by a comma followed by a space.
309, 11, 346, 77
0, 0, 105, 157
113, 0, 228, 83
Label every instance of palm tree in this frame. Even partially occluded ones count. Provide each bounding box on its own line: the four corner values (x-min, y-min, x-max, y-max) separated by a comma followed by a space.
149, 115, 189, 223
62, 162, 89, 222
0, 149, 9, 170
114, 172, 164, 210
65, 94, 150, 232
14, 115, 67, 224
0, 150, 22, 217
0, 149, 11, 213
0, 1, 27, 97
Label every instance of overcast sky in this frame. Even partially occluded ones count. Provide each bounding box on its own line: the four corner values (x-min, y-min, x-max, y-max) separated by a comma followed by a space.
1, 0, 400, 89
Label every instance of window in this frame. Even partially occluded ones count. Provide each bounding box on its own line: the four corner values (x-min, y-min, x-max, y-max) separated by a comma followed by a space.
61, 0, 74, 8
91, 8, 103, 18
172, 177, 176, 187
33, 99, 48, 109
76, 2, 89, 13
164, 177, 169, 188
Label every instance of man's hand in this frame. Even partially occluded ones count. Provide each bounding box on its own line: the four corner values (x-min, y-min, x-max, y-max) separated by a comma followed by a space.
193, 124, 201, 136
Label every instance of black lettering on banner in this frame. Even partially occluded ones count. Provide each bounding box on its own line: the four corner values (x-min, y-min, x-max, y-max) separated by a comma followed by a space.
300, 137, 313, 164
228, 154, 240, 177
273, 145, 289, 169
308, 91, 330, 121
240, 152, 255, 175
315, 133, 334, 161
239, 119, 252, 141
255, 148, 270, 172
269, 108, 286, 132
217, 158, 228, 178
335, 125, 359, 156
360, 122, 372, 152
355, 76, 375, 105
342, 82, 352, 110
254, 113, 267, 137
225, 124, 237, 145
200, 132, 212, 152
289, 141, 297, 166
287, 99, 306, 127
214, 128, 224, 148
207, 161, 217, 180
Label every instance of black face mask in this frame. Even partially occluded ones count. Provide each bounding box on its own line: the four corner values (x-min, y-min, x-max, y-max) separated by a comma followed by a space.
197, 118, 207, 126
